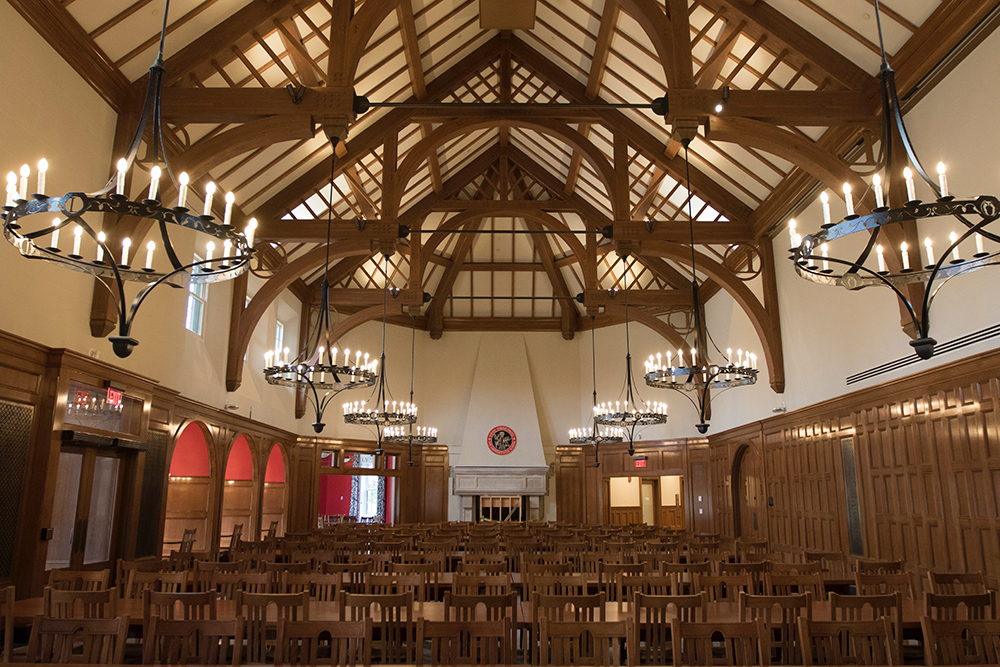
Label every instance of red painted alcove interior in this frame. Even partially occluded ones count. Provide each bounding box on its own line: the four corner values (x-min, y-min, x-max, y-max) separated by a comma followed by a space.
264, 445, 285, 483
169, 422, 211, 477
224, 435, 254, 481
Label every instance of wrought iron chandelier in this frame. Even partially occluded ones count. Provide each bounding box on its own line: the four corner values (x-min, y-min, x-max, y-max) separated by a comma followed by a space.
787, 0, 1000, 360
568, 317, 623, 467
263, 139, 376, 433
383, 321, 438, 466
1, 0, 254, 359
343, 255, 417, 455
594, 257, 667, 456
644, 141, 758, 434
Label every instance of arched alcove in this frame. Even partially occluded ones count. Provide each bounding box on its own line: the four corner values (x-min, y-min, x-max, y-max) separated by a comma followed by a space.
732, 444, 765, 540
261, 444, 287, 539
164, 422, 212, 555
220, 434, 256, 549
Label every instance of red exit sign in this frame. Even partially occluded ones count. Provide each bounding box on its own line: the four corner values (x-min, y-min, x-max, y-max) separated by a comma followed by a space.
633, 457, 647, 468
106, 387, 123, 407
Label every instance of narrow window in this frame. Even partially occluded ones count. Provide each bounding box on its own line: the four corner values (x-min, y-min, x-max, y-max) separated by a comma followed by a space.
184, 255, 207, 335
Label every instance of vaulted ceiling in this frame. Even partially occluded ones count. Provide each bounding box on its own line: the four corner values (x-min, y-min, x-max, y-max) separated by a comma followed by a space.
12, 0, 999, 393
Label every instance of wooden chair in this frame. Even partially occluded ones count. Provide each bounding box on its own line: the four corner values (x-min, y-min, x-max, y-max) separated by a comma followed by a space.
367, 572, 424, 602
452, 574, 512, 596
47, 569, 110, 591
855, 571, 916, 599
417, 618, 512, 666
798, 616, 898, 665
671, 617, 769, 666
143, 590, 217, 638
455, 561, 507, 575
115, 559, 164, 597
265, 560, 311, 575
740, 591, 811, 665
661, 561, 711, 595
538, 618, 632, 666
829, 591, 903, 659
928, 571, 989, 595
768, 561, 822, 575
124, 570, 186, 600
26, 614, 129, 663
767, 572, 825, 597
721, 561, 769, 594
394, 562, 443, 601
531, 592, 607, 662
323, 562, 369, 593
179, 528, 197, 553
925, 591, 996, 620
280, 572, 341, 601
142, 616, 242, 665
922, 616, 1000, 665
340, 591, 415, 664
274, 619, 372, 666
856, 559, 903, 575
191, 561, 239, 592
263, 520, 279, 540
803, 551, 849, 578
698, 574, 752, 602
616, 574, 677, 610
43, 586, 118, 619
236, 590, 310, 664
210, 571, 268, 599
597, 562, 646, 601
0, 586, 12, 663
632, 593, 707, 665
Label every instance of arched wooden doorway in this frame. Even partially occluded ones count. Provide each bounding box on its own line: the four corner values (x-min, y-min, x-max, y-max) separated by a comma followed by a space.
220, 434, 255, 549
732, 445, 765, 539
164, 422, 212, 555
261, 444, 287, 539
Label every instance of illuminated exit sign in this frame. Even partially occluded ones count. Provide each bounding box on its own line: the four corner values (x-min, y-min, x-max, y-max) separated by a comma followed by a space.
106, 387, 123, 407
633, 456, 647, 468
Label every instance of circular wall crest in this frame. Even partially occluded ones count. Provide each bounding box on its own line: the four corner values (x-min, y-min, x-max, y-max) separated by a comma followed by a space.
486, 426, 517, 455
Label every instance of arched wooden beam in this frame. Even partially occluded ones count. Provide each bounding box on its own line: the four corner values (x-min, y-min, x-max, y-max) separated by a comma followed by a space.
346, 0, 674, 94
331, 303, 400, 342
176, 115, 315, 185
395, 119, 623, 219
705, 117, 872, 212
603, 304, 688, 351
638, 241, 784, 393
419, 208, 594, 289
226, 241, 375, 391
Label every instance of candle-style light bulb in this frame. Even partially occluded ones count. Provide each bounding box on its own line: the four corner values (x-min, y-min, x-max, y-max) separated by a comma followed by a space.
223, 191, 235, 226
245, 218, 257, 247
788, 219, 797, 247
344, 348, 350, 366
72, 225, 83, 256
5, 172, 17, 206
37, 159, 48, 194
96, 231, 106, 262
924, 237, 935, 267
18, 164, 29, 200
876, 244, 886, 273
821, 243, 829, 272
203, 182, 216, 216
222, 240, 232, 261
872, 173, 884, 208
145, 241, 156, 269
937, 162, 949, 198
976, 232, 985, 256
116, 159, 128, 196
950, 232, 961, 261
843, 182, 854, 216
283, 347, 289, 365
148, 165, 161, 200
900, 242, 910, 270
205, 241, 215, 262
45, 219, 61, 251
121, 237, 132, 266
820, 191, 831, 226
904, 167, 916, 202
177, 172, 189, 208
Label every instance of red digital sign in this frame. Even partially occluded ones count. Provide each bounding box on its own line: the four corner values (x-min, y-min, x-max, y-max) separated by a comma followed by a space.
106, 387, 123, 407
634, 457, 647, 468
74, 389, 90, 405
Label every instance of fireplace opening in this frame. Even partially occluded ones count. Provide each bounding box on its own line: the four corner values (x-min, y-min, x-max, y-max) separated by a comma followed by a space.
474, 495, 527, 523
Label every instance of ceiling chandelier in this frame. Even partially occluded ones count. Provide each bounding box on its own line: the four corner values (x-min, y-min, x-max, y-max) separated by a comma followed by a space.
644, 140, 758, 434
788, 0, 1000, 360
1, 0, 254, 359
594, 258, 667, 456
263, 139, 376, 433
343, 255, 417, 456
383, 321, 438, 466
568, 317, 623, 467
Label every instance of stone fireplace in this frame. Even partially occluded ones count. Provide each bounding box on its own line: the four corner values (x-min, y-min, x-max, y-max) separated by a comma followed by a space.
452, 465, 550, 522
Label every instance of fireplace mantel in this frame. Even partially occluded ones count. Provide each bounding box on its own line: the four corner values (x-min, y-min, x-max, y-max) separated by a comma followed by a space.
451, 466, 551, 521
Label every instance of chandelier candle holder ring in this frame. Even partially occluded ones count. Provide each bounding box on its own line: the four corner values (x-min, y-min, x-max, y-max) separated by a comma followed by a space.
594, 401, 668, 429
343, 400, 418, 427
384, 425, 438, 445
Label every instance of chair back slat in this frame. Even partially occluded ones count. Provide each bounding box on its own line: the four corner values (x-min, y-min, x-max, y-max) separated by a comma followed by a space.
26, 613, 129, 664
143, 616, 242, 665
274, 618, 372, 666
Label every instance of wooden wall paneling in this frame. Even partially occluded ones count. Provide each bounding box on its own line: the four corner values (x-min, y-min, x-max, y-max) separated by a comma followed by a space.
421, 446, 450, 523
555, 447, 584, 524
687, 445, 712, 533
164, 478, 212, 554
260, 481, 287, 537
220, 480, 254, 548
585, 457, 603, 525
608, 507, 642, 525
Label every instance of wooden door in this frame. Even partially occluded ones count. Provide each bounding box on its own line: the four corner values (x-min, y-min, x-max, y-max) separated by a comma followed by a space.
734, 446, 765, 539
